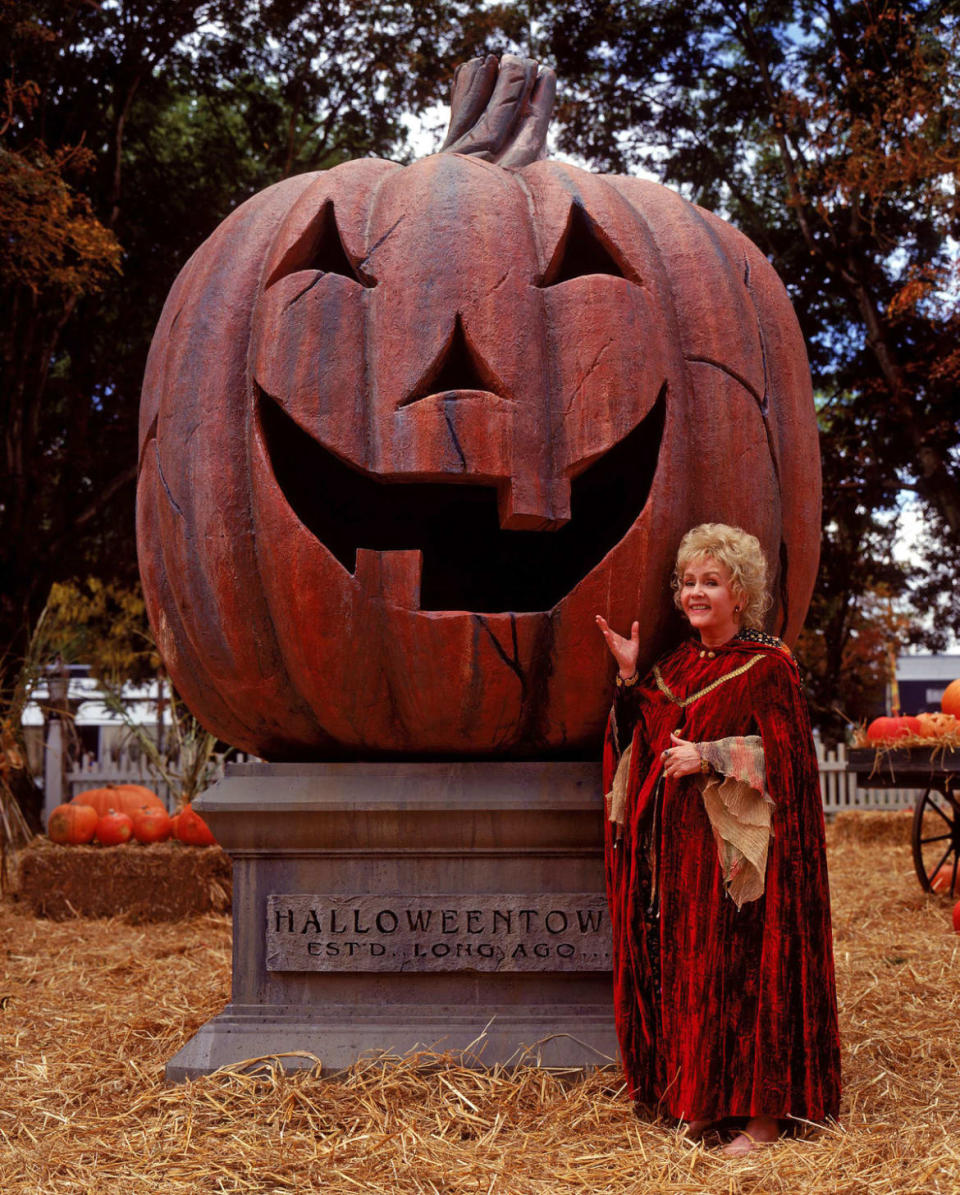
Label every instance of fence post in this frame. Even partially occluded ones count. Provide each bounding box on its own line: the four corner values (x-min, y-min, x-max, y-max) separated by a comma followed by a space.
43, 720, 64, 825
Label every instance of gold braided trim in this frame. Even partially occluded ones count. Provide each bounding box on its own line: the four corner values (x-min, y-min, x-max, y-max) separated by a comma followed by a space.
653, 654, 764, 709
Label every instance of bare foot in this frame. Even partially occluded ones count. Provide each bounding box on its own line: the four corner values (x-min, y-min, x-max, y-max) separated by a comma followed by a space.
683, 1119, 714, 1142
722, 1116, 779, 1156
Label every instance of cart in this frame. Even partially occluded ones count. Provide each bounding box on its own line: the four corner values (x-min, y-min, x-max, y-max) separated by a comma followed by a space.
846, 748, 960, 892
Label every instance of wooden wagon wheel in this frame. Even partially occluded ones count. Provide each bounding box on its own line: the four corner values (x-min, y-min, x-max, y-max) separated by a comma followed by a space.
912, 784, 960, 892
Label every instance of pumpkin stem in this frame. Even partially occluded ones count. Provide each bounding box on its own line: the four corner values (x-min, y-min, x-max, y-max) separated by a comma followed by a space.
440, 53, 556, 168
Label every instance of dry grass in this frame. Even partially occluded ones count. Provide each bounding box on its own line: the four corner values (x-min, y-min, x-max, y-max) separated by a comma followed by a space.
1, 819, 959, 1194
829, 810, 913, 847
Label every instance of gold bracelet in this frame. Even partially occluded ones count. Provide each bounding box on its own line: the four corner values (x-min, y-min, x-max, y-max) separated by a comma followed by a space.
616, 670, 639, 688
699, 758, 711, 774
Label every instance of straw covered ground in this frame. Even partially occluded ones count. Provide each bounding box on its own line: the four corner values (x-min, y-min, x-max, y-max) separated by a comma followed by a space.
1, 811, 959, 1195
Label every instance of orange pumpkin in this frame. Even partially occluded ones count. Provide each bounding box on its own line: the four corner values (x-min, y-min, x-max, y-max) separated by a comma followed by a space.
917, 712, 959, 738
930, 862, 960, 895
47, 802, 98, 845
941, 679, 960, 720
131, 806, 172, 844
171, 803, 217, 846
96, 810, 134, 846
71, 784, 165, 819
137, 54, 822, 761
866, 716, 912, 742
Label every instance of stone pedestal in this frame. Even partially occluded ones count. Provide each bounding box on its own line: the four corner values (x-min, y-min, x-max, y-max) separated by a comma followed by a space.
165, 761, 618, 1081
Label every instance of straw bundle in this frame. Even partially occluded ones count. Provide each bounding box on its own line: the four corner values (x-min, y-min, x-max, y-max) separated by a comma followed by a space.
828, 810, 913, 847
0, 829, 958, 1193
13, 839, 232, 921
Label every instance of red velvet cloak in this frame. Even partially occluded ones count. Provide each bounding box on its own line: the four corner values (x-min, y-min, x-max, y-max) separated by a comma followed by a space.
602, 634, 841, 1123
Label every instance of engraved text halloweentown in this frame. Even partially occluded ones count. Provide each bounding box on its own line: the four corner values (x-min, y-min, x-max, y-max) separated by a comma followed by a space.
266, 894, 612, 972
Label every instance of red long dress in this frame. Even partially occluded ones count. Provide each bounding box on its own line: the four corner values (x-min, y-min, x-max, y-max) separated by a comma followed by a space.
603, 631, 841, 1123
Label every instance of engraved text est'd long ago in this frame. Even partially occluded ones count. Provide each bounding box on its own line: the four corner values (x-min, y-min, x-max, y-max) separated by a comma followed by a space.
266, 894, 612, 972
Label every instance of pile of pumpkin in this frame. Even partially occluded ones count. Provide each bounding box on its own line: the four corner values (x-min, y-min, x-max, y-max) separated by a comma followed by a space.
861, 678, 960, 746
47, 784, 216, 847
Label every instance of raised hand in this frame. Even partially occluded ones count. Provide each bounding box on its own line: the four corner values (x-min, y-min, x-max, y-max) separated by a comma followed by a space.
595, 615, 640, 678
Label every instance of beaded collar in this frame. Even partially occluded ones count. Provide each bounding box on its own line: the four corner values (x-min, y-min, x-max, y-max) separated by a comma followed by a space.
733, 627, 790, 650
683, 627, 790, 655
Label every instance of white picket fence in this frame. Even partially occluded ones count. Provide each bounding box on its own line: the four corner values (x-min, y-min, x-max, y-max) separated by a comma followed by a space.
815, 740, 919, 815
68, 752, 177, 808
64, 749, 254, 813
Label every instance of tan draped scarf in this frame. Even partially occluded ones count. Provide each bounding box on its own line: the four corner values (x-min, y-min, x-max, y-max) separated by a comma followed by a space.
696, 735, 773, 908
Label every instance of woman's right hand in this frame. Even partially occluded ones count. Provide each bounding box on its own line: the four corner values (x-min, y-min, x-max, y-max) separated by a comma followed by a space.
595, 615, 640, 678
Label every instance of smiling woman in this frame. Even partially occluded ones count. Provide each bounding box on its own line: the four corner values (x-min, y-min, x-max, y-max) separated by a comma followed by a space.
137, 55, 821, 760
596, 523, 841, 1156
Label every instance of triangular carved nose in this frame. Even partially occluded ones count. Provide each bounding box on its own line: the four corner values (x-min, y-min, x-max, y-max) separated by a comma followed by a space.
399, 314, 510, 408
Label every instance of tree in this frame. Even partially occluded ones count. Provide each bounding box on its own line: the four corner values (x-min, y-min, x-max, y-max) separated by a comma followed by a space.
536, 0, 960, 731
0, 0, 516, 690
797, 537, 911, 731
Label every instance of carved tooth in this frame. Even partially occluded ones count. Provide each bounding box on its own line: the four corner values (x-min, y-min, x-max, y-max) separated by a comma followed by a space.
355, 549, 423, 610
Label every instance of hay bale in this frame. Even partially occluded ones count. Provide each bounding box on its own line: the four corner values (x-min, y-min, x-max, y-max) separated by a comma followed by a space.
828, 809, 913, 846
12, 837, 232, 922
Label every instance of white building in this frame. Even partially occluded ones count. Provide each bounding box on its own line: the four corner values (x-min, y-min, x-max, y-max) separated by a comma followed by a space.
892, 654, 960, 716
22, 664, 172, 778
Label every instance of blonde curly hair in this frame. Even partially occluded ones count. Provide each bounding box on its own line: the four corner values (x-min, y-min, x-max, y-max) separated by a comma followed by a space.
671, 523, 772, 630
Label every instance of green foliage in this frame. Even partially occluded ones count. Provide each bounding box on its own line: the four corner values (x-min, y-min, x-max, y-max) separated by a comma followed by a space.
0, 577, 156, 833
43, 578, 156, 686
0, 141, 122, 298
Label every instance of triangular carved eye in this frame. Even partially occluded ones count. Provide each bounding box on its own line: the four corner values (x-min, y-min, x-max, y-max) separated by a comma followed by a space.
266, 199, 374, 289
540, 203, 631, 287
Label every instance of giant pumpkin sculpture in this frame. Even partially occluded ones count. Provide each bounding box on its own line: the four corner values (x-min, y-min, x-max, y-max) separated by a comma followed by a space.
137, 55, 821, 759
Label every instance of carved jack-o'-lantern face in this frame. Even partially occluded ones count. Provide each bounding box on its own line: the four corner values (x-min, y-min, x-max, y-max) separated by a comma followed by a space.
137, 56, 821, 759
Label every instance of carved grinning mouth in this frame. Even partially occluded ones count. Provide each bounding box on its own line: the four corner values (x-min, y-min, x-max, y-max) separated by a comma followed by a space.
258, 384, 666, 614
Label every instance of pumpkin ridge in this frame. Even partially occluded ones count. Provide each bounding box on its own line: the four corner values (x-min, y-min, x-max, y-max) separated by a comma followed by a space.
158, 175, 327, 749
602, 172, 795, 640
234, 186, 342, 748
139, 466, 259, 751
137, 411, 159, 477
151, 437, 185, 518
682, 202, 774, 415
507, 170, 546, 276
690, 206, 818, 641
685, 275, 790, 634
138, 245, 202, 449
683, 355, 764, 407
